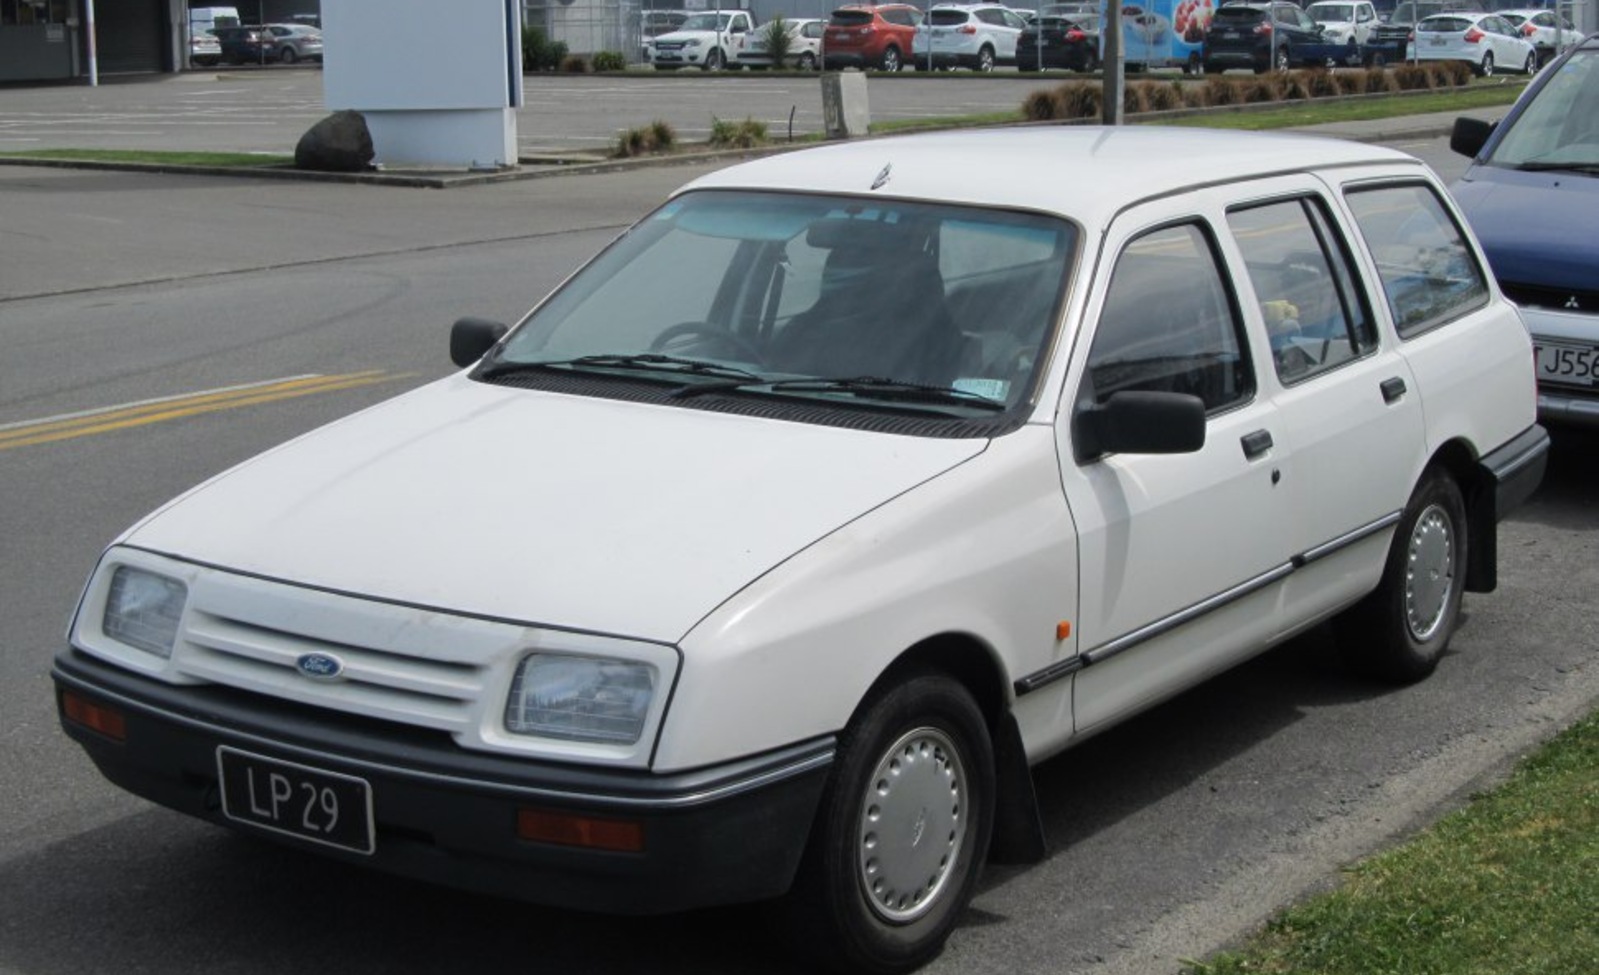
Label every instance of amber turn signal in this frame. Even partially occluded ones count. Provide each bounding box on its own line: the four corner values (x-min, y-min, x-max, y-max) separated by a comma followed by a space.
61, 690, 128, 741
517, 808, 645, 853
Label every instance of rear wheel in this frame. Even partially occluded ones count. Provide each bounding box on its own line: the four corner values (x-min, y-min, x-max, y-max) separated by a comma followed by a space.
1476, 50, 1494, 76
976, 45, 995, 72
798, 51, 817, 70
779, 672, 994, 974
1335, 467, 1466, 683
1275, 44, 1291, 72
279, 46, 297, 64
1523, 50, 1537, 73
881, 44, 902, 72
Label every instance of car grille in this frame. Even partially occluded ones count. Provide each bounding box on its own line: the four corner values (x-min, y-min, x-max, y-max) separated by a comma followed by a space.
1502, 281, 1599, 314
169, 569, 506, 737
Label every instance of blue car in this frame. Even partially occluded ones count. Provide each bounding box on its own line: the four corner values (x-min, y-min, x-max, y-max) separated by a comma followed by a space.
1452, 35, 1599, 428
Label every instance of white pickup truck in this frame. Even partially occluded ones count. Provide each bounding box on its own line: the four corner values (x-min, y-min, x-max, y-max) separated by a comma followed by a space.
649, 9, 757, 70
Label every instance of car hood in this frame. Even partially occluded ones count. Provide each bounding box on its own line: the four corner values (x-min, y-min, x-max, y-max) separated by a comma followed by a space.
655, 28, 718, 42
124, 376, 986, 642
1453, 164, 1599, 290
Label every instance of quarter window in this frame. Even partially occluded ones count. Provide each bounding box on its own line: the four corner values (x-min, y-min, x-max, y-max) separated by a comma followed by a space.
1226, 197, 1377, 383
1084, 223, 1253, 413
1344, 183, 1489, 338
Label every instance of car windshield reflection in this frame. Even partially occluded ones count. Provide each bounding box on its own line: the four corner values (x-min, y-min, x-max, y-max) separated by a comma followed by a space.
483, 191, 1076, 422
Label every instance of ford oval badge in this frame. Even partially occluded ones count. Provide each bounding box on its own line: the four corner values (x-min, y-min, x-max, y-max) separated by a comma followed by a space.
295, 652, 345, 681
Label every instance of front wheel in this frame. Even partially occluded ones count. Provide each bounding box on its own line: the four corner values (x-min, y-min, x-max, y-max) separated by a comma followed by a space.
1335, 468, 1466, 683
779, 672, 995, 974
703, 47, 725, 71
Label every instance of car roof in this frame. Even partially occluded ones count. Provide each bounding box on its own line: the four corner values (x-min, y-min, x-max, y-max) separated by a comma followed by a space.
678, 127, 1421, 227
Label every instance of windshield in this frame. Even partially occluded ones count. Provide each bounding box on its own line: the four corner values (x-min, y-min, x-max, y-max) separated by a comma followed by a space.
485, 191, 1076, 418
679, 12, 732, 31
1309, 4, 1354, 22
1485, 49, 1599, 170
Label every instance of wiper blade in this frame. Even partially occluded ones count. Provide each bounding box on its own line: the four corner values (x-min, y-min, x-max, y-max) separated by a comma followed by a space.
480, 353, 764, 383
1512, 161, 1599, 175
673, 375, 1007, 411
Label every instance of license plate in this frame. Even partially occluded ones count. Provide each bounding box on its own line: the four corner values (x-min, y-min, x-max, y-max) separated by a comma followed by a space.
218, 747, 375, 854
1430, 36, 1447, 45
1535, 341, 1599, 386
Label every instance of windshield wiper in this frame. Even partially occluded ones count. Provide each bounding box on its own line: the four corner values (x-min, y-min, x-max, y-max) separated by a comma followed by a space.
479, 353, 764, 383
1511, 161, 1599, 175
673, 374, 1007, 411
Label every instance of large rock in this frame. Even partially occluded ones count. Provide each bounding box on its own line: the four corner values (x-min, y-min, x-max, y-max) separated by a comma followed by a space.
294, 111, 375, 172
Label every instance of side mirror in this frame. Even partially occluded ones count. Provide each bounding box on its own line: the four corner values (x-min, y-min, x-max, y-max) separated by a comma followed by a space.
1075, 390, 1207, 462
1450, 116, 1496, 159
451, 316, 509, 367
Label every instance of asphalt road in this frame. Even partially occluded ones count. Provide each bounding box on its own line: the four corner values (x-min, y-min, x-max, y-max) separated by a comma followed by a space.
0, 95, 1594, 975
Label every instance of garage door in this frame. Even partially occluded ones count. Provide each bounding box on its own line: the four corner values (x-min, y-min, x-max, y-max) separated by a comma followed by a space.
96, 0, 168, 74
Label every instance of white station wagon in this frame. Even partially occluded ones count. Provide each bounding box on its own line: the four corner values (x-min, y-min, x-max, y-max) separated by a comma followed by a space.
55, 128, 1548, 973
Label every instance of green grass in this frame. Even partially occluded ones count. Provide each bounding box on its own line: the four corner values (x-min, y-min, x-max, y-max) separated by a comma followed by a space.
0, 148, 293, 167
1158, 83, 1527, 130
1184, 709, 1599, 975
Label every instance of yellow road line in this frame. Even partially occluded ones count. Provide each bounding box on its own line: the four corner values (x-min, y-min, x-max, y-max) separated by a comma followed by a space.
0, 371, 405, 452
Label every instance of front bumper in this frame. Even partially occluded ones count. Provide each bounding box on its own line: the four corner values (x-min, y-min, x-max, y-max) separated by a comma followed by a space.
53, 648, 833, 914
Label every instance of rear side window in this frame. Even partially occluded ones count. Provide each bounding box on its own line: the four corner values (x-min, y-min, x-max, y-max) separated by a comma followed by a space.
930, 10, 969, 25
1344, 183, 1489, 339
1227, 197, 1377, 383
1084, 223, 1254, 413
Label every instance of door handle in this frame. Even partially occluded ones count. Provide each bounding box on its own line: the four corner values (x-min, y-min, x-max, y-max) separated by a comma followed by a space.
1241, 429, 1274, 460
1380, 377, 1408, 403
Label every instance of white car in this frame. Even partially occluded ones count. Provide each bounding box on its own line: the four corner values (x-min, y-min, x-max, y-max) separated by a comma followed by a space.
1408, 12, 1538, 76
1306, 0, 1379, 48
1498, 8, 1585, 66
738, 16, 825, 69
913, 2, 1030, 71
55, 127, 1547, 975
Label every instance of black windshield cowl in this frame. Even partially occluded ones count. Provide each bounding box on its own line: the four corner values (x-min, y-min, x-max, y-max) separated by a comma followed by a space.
478, 354, 765, 384
1511, 161, 1599, 175
671, 375, 1008, 412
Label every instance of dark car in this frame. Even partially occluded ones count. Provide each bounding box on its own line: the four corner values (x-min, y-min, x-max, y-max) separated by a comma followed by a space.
1017, 13, 1102, 71
822, 3, 923, 71
1366, 0, 1471, 63
1203, 1, 1326, 72
211, 25, 275, 64
1450, 35, 1599, 428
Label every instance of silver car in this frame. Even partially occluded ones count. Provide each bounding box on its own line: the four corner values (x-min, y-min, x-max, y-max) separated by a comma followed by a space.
263, 23, 323, 64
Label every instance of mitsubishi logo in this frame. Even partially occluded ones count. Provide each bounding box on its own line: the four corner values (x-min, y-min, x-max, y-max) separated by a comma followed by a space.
1566, 296, 1582, 310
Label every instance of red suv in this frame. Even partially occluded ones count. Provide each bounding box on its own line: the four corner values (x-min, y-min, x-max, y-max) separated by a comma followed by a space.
823, 4, 923, 71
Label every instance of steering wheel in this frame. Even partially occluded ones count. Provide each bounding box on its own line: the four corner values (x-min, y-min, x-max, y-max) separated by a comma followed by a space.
649, 321, 766, 364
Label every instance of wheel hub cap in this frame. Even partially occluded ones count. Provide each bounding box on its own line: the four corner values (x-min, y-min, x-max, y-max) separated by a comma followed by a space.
1405, 503, 1454, 641
857, 727, 966, 923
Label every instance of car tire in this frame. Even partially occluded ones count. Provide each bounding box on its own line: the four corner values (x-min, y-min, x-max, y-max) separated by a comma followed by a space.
977, 45, 995, 72
279, 47, 297, 64
1275, 45, 1291, 72
1523, 50, 1537, 74
1345, 40, 1362, 67
703, 47, 725, 71
798, 51, 817, 70
1335, 467, 1466, 684
881, 45, 902, 72
778, 671, 994, 975
1476, 50, 1494, 76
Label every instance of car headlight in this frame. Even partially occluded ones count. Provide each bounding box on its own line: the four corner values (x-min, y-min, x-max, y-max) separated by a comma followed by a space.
684, 38, 702, 48
505, 654, 657, 745
103, 565, 187, 658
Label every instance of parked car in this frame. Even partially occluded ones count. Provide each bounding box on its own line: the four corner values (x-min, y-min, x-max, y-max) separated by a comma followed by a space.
1306, 0, 1379, 65
188, 27, 222, 67
639, 9, 690, 60
739, 17, 825, 69
210, 25, 274, 64
1497, 8, 1584, 67
913, 3, 1030, 71
823, 3, 923, 71
1202, 1, 1327, 73
262, 23, 323, 63
54, 125, 1547, 975
651, 9, 758, 70
1451, 35, 1599, 428
1408, 12, 1537, 76
1367, 0, 1471, 64
1017, 11, 1102, 70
